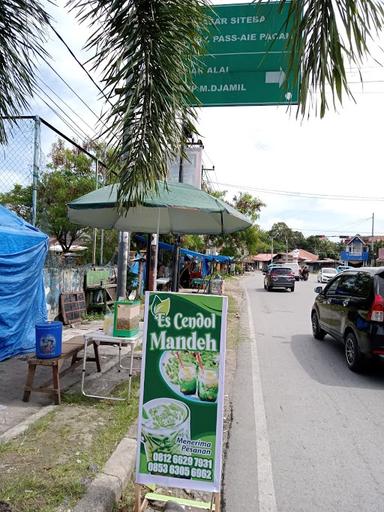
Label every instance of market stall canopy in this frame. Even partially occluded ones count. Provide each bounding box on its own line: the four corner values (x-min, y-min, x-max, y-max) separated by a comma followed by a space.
67, 182, 252, 235
0, 206, 48, 361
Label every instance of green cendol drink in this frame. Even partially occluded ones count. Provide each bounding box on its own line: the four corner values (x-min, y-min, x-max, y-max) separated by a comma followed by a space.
198, 368, 219, 402
141, 398, 190, 462
178, 364, 197, 395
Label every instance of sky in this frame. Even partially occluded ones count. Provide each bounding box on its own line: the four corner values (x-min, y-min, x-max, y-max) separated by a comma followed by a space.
18, 0, 384, 239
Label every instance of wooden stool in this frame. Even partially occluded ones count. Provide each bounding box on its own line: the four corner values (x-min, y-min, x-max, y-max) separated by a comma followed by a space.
23, 336, 101, 405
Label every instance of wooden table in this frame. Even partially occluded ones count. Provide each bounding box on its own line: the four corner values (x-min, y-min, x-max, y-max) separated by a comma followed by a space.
81, 330, 141, 401
22, 336, 101, 405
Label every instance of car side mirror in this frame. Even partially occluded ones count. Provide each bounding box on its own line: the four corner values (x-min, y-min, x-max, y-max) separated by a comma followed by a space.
314, 286, 323, 294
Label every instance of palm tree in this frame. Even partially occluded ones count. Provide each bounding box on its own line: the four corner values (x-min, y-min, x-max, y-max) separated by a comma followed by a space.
0, 0, 50, 142
2, 0, 384, 203
281, 0, 384, 117
67, 0, 384, 204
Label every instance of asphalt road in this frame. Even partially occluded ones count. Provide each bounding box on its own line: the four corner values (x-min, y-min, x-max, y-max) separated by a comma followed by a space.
224, 272, 384, 512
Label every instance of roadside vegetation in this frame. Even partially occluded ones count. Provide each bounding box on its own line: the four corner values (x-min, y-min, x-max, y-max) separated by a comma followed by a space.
0, 381, 139, 512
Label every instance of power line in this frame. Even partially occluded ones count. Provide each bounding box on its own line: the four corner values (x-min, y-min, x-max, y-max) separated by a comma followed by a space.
34, 91, 87, 142
211, 181, 384, 202
35, 88, 92, 142
38, 77, 97, 136
39, 56, 104, 125
49, 25, 115, 110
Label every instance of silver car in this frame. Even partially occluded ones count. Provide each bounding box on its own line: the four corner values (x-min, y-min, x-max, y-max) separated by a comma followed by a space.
317, 267, 337, 283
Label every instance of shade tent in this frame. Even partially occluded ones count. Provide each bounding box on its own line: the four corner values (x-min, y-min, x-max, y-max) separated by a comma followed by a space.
0, 206, 48, 361
135, 235, 232, 276
67, 182, 252, 234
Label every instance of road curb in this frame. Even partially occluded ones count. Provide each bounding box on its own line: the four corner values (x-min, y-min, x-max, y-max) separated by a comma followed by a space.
0, 405, 56, 444
72, 436, 137, 512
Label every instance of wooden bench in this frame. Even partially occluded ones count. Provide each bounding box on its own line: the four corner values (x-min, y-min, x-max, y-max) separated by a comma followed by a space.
22, 335, 101, 405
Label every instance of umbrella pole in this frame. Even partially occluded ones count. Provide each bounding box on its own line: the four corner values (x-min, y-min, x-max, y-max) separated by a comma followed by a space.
148, 209, 161, 291
117, 231, 130, 299
172, 235, 181, 292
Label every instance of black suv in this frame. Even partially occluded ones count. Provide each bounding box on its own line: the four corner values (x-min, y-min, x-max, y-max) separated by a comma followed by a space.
311, 267, 384, 372
264, 267, 295, 292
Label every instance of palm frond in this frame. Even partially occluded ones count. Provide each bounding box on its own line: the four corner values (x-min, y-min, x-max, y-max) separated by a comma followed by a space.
0, 0, 50, 141
277, 0, 384, 117
70, 0, 210, 206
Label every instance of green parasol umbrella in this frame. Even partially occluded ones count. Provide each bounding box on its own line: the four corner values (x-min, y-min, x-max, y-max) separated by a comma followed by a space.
67, 181, 252, 234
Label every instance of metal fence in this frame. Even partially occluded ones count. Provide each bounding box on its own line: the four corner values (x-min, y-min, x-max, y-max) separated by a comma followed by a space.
0, 117, 40, 224
0, 116, 102, 227
0, 116, 108, 265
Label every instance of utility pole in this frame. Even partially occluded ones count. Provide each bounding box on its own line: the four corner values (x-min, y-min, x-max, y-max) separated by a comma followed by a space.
92, 159, 99, 266
285, 237, 288, 262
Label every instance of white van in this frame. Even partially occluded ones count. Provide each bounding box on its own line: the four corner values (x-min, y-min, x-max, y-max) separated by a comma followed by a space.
281, 262, 300, 281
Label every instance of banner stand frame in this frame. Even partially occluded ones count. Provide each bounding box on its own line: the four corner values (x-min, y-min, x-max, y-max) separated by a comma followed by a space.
134, 484, 221, 511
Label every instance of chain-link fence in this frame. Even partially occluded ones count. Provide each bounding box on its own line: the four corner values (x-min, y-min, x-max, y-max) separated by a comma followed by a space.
0, 116, 101, 225
0, 118, 38, 223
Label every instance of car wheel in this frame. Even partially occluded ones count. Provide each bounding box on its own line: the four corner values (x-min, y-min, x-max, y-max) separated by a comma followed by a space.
345, 331, 364, 372
290, 286, 295, 292
311, 311, 325, 340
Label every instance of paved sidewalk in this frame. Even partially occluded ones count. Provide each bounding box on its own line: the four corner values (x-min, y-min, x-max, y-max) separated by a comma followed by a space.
0, 320, 136, 439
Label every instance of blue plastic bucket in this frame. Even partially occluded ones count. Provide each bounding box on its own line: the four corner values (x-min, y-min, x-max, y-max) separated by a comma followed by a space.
35, 321, 63, 359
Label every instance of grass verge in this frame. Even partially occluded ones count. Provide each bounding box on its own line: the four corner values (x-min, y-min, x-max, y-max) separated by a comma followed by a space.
0, 379, 139, 512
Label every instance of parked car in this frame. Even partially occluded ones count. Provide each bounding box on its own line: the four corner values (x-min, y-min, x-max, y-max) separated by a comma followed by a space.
336, 265, 354, 273
317, 267, 337, 283
280, 262, 300, 281
264, 267, 295, 292
311, 267, 384, 372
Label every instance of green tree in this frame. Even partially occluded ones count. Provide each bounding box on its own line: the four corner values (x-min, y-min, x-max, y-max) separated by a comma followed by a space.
0, 139, 107, 253
269, 222, 294, 252
205, 192, 266, 258
303, 235, 341, 259
38, 141, 98, 252
0, 183, 33, 221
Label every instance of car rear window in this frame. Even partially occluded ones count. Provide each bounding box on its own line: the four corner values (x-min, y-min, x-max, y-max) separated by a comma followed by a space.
336, 272, 373, 298
271, 268, 291, 275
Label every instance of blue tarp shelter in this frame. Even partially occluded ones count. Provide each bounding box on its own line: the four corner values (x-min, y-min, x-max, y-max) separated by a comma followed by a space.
0, 206, 48, 361
135, 235, 232, 276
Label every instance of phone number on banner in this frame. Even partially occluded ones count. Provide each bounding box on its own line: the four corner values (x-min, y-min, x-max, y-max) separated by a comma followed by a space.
148, 454, 213, 480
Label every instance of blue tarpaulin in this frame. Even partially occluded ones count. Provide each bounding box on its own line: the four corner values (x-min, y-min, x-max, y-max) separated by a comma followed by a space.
0, 206, 48, 361
135, 235, 232, 277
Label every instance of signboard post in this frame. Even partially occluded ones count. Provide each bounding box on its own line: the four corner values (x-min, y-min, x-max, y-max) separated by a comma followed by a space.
135, 291, 228, 510
193, 2, 299, 106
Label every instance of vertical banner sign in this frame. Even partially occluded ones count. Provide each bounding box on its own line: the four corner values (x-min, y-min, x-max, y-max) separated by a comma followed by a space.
136, 292, 228, 492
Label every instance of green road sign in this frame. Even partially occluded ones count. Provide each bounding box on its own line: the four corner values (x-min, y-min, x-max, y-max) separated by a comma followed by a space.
192, 2, 299, 107
136, 292, 228, 493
